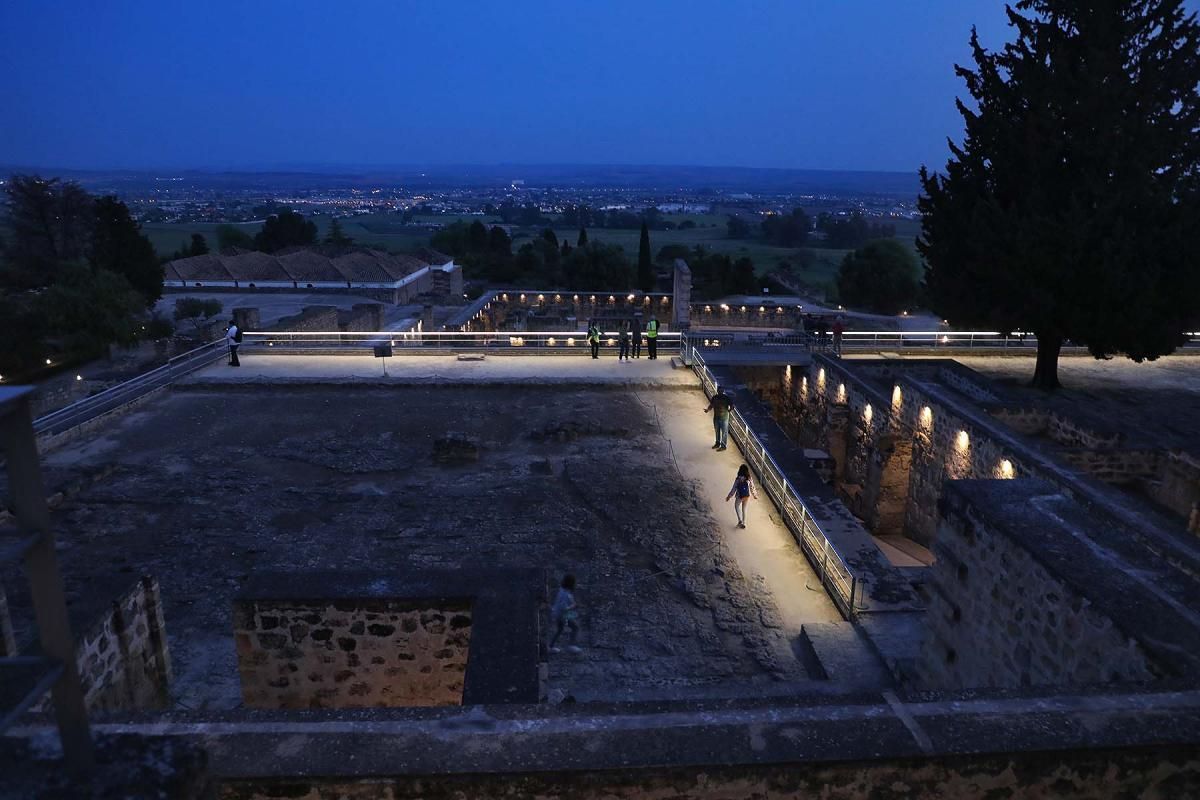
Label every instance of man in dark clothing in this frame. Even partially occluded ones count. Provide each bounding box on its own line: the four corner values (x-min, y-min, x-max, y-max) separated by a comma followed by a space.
630, 319, 642, 358
704, 387, 734, 450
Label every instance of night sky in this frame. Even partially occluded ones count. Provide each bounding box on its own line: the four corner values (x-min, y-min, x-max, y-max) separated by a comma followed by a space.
0, 1, 1048, 172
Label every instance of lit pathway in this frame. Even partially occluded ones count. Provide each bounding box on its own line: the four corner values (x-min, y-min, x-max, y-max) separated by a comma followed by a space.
184, 352, 698, 387
647, 390, 842, 631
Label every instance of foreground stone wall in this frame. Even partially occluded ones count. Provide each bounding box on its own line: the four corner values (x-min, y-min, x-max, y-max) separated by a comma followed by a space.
220, 745, 1200, 800
31, 575, 171, 713
921, 481, 1161, 690
234, 599, 472, 709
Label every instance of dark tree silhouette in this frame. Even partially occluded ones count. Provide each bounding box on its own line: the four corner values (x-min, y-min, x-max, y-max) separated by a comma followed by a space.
325, 217, 353, 248
90, 196, 163, 306
919, 0, 1200, 389
1, 175, 94, 288
577, 227, 588, 247
216, 224, 255, 251
637, 222, 654, 292
254, 210, 317, 253
189, 233, 209, 256
836, 240, 921, 315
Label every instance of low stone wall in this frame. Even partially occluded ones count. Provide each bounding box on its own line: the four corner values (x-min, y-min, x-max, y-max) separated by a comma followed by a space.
219, 744, 1200, 800
921, 480, 1172, 690
1058, 448, 1160, 485
29, 576, 172, 713
272, 306, 340, 332
234, 599, 472, 709
337, 303, 384, 332
77, 575, 172, 711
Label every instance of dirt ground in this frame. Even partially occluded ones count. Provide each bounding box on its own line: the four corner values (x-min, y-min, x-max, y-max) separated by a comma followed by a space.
4, 385, 812, 710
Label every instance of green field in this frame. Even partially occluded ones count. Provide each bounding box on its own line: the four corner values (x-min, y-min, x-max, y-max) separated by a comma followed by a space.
145, 211, 919, 291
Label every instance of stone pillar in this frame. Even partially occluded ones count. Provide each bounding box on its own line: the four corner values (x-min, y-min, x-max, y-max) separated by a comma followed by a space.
673, 259, 692, 329
0, 586, 15, 657
421, 304, 435, 331
232, 307, 260, 332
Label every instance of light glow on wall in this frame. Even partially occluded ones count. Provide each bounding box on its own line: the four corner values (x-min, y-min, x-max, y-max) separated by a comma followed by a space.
998, 459, 1015, 479
837, 383, 846, 403
891, 385, 903, 409
919, 406, 933, 429
956, 430, 970, 450
864, 403, 873, 423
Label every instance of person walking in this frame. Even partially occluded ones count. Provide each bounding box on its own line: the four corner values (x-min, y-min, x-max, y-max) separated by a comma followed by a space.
226, 320, 242, 367
646, 316, 659, 359
831, 316, 845, 357
630, 319, 643, 358
548, 574, 582, 654
587, 321, 601, 359
618, 321, 631, 361
725, 464, 759, 529
704, 386, 733, 450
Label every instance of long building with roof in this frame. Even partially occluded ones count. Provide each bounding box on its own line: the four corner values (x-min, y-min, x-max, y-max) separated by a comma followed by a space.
163, 246, 461, 303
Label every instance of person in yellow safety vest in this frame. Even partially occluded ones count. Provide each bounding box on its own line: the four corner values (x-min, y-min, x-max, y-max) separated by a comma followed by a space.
587, 321, 601, 359
646, 316, 659, 360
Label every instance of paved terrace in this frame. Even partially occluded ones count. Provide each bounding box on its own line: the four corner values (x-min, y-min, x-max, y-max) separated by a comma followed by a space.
6, 355, 848, 712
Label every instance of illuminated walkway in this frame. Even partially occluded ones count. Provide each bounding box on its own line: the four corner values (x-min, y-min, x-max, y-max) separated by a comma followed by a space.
647, 391, 842, 630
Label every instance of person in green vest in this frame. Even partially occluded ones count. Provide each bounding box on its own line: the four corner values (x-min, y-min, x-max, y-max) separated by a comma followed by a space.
646, 316, 659, 360
587, 320, 601, 359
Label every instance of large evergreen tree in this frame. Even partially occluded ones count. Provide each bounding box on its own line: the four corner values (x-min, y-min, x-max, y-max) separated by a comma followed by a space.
919, 0, 1200, 389
254, 210, 318, 253
325, 217, 354, 248
90, 196, 164, 306
637, 222, 654, 292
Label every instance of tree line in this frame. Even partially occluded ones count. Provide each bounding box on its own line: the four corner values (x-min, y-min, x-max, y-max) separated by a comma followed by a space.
727, 208, 896, 250
0, 176, 167, 376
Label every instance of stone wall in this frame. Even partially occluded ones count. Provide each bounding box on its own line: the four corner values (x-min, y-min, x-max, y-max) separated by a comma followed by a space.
921, 481, 1162, 690
337, 303, 384, 332
464, 292, 673, 332
689, 303, 803, 329
220, 745, 1200, 800
1153, 450, 1200, 532
272, 306, 340, 332
234, 598, 472, 709
30, 576, 172, 713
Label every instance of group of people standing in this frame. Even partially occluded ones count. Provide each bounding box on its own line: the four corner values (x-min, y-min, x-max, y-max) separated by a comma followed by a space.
585, 317, 660, 361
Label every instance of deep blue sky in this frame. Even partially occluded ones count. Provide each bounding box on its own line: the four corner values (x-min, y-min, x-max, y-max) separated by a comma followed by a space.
2, 1, 1025, 173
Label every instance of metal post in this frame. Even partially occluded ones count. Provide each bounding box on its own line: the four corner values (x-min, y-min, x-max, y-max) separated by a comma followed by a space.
0, 393, 93, 771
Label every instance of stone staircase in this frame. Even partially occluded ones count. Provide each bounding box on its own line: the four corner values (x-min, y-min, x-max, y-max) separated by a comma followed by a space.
796, 621, 894, 689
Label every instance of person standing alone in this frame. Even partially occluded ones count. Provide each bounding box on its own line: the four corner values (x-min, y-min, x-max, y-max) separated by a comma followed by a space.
548, 574, 582, 654
831, 316, 845, 357
618, 321, 631, 361
587, 321, 601, 359
704, 386, 733, 450
630, 319, 642, 358
646, 316, 659, 359
226, 320, 242, 367
725, 464, 759, 529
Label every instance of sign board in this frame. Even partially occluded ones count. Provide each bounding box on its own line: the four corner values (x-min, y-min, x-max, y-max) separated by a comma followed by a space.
373, 345, 393, 358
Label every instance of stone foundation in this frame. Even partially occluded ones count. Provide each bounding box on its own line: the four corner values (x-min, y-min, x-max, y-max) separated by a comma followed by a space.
234, 598, 472, 709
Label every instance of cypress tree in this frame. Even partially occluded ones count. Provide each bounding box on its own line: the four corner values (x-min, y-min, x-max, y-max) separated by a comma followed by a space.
577, 226, 588, 247
919, 0, 1200, 389
637, 221, 654, 292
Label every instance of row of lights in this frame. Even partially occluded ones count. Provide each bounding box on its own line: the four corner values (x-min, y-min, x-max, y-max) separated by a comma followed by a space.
500, 292, 669, 305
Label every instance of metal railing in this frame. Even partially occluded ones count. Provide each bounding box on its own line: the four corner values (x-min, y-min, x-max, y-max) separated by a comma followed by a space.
32, 341, 226, 437
693, 329, 1200, 352
681, 332, 861, 618
241, 330, 683, 353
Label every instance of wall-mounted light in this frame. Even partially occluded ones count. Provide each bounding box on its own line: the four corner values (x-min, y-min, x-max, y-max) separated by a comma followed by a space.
567, 337, 576, 346
956, 430, 970, 450
892, 385, 903, 408
837, 383, 847, 403
864, 403, 873, 423
547, 337, 557, 346
919, 406, 933, 428
45, 358, 52, 365
998, 459, 1015, 479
